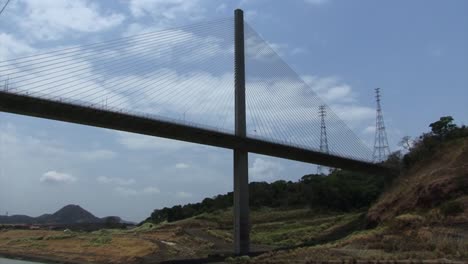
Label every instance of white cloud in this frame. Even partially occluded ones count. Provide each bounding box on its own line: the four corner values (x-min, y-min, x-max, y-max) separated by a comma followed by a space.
302, 75, 355, 103
0, 33, 35, 61
0, 123, 118, 170
175, 163, 190, 169
291, 47, 308, 55
330, 104, 375, 123
216, 3, 228, 14
80, 150, 116, 160
245, 35, 288, 60
40, 171, 77, 184
120, 27, 227, 63
97, 176, 135, 186
115, 186, 139, 196
129, 0, 205, 27
249, 158, 283, 181
116, 132, 193, 150
246, 76, 373, 124
143, 186, 161, 194
322, 85, 353, 102
426, 46, 444, 58
245, 10, 258, 21
106, 70, 374, 159
2, 46, 131, 111
176, 191, 192, 198
363, 126, 376, 134
14, 0, 125, 40
114, 186, 160, 196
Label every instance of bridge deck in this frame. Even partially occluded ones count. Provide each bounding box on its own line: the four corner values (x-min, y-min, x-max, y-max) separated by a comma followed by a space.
0, 90, 392, 175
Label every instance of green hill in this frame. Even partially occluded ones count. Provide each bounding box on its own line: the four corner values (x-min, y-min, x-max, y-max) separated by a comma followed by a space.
145, 169, 390, 225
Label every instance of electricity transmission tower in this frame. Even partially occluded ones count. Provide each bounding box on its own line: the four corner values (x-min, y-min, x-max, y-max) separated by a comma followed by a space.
3, 76, 9, 91
372, 88, 390, 162
317, 105, 329, 174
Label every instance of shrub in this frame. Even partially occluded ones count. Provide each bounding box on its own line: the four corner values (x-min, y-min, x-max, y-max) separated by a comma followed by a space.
402, 117, 468, 169
440, 201, 464, 217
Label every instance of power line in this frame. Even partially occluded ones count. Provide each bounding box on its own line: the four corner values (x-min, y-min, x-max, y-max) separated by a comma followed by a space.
0, 0, 11, 16
0, 16, 375, 164
244, 23, 373, 162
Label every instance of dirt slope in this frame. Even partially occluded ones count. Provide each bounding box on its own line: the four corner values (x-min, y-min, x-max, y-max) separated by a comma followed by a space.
249, 138, 468, 263
367, 137, 468, 224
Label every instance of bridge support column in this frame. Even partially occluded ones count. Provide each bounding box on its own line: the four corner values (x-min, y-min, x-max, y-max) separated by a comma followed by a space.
233, 9, 250, 255
234, 149, 249, 254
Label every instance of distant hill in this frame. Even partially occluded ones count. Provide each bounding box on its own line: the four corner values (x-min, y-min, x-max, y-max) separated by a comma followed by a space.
0, 214, 36, 225
40, 204, 101, 224
0, 204, 129, 225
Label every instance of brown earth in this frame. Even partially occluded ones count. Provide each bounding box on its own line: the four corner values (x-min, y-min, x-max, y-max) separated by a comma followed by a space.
367, 138, 468, 224
2, 139, 467, 263
0, 216, 271, 263
249, 138, 468, 264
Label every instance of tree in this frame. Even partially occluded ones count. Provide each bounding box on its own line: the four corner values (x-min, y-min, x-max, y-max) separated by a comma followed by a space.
383, 151, 402, 172
104, 216, 121, 228
398, 136, 412, 151
429, 116, 456, 139
145, 170, 391, 223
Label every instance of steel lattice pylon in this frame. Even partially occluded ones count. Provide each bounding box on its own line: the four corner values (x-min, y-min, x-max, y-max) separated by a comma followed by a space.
317, 105, 329, 174
372, 88, 390, 162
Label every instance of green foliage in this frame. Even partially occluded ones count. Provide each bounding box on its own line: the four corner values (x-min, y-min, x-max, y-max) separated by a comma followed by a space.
251, 212, 362, 247
440, 201, 464, 217
383, 151, 403, 171
89, 234, 112, 246
102, 216, 123, 229
133, 222, 160, 232
44, 233, 76, 240
429, 116, 457, 139
304, 170, 387, 211
225, 256, 251, 263
147, 193, 233, 224
145, 116, 467, 225
403, 116, 468, 169
146, 170, 386, 224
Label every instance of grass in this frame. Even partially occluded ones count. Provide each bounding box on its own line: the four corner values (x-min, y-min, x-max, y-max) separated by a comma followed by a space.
44, 233, 77, 240
427, 233, 468, 259
0, 229, 157, 263
206, 228, 233, 242
132, 222, 165, 232
368, 137, 468, 225
1, 206, 466, 263
88, 235, 112, 246
251, 212, 363, 247
176, 208, 367, 248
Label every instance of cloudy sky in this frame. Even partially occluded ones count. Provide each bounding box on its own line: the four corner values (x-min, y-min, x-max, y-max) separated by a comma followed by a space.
0, 0, 467, 222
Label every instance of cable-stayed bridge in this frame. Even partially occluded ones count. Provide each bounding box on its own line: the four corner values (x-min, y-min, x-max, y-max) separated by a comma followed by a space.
0, 10, 392, 254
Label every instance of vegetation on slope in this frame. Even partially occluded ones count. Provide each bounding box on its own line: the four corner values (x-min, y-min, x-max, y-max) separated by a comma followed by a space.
2, 116, 466, 263
145, 169, 389, 224
189, 208, 365, 248
250, 116, 468, 263
368, 116, 468, 224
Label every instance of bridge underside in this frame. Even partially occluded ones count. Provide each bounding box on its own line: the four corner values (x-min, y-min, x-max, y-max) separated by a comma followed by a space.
0, 91, 390, 175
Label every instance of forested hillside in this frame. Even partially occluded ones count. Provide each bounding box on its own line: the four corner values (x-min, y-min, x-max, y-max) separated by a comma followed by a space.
145, 116, 467, 227
145, 168, 390, 224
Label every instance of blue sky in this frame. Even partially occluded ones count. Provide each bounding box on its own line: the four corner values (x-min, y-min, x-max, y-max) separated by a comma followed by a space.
0, 0, 467, 222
